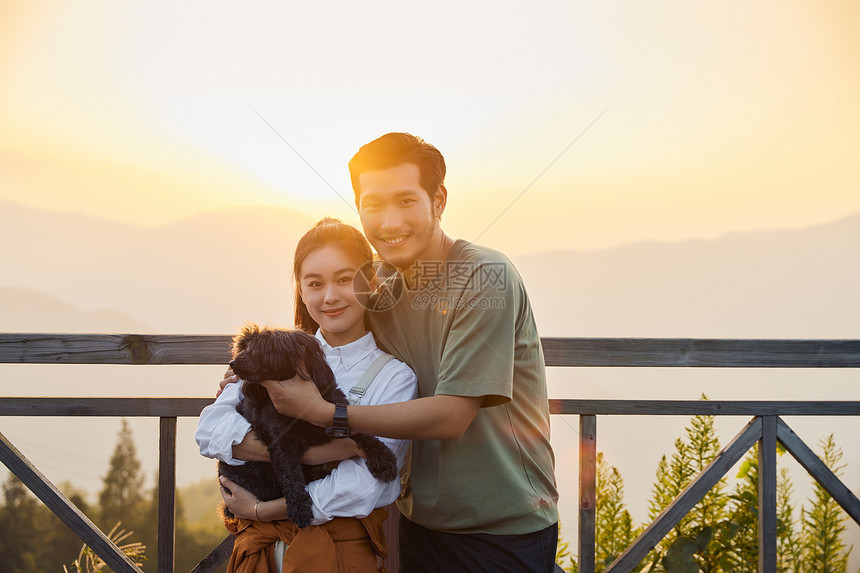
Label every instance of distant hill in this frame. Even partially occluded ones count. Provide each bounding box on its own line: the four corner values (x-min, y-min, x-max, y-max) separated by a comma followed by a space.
0, 287, 153, 333
0, 201, 317, 333
515, 212, 860, 338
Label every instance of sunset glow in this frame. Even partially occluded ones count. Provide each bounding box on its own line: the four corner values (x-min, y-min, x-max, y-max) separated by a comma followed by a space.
2, 1, 858, 254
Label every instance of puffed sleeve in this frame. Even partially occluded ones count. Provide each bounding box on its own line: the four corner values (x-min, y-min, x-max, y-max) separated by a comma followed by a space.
195, 381, 253, 466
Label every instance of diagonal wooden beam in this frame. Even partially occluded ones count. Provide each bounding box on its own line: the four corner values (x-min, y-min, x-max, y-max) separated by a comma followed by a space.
776, 418, 860, 525
0, 432, 143, 572
605, 417, 763, 573
190, 535, 234, 573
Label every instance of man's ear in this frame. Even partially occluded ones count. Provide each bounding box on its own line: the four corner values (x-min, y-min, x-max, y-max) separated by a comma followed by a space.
433, 185, 448, 219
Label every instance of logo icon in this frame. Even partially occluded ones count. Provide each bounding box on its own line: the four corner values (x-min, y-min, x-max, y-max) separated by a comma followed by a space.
353, 260, 404, 312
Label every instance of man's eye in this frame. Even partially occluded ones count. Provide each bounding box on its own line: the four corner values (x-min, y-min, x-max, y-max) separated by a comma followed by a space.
400, 199, 415, 207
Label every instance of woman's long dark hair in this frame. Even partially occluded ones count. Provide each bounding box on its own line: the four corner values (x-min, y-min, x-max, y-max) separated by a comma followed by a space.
293, 218, 374, 334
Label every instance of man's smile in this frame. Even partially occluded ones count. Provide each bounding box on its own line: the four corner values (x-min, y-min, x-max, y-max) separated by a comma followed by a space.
379, 234, 409, 247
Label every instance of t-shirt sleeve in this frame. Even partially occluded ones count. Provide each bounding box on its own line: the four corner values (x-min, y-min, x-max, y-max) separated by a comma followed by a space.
434, 258, 518, 407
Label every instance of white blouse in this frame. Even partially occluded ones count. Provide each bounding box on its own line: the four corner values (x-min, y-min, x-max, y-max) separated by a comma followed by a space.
195, 330, 418, 525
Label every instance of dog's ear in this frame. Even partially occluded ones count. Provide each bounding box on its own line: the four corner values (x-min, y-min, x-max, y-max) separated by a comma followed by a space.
232, 322, 262, 358
242, 380, 271, 410
299, 334, 337, 395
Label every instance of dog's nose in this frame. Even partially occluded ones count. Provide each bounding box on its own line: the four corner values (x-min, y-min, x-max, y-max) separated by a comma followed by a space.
228, 360, 236, 370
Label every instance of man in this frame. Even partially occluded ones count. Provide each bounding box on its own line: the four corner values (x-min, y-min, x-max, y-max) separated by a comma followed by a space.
260, 133, 559, 571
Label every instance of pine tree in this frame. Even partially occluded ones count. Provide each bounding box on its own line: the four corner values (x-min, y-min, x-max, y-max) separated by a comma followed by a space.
98, 419, 146, 534
776, 468, 802, 572
0, 473, 43, 572
595, 452, 640, 571
645, 398, 729, 571
556, 522, 578, 573
724, 448, 759, 572
800, 435, 850, 572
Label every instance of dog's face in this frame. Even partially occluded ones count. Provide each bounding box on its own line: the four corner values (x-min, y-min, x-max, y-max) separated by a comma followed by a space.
230, 324, 337, 396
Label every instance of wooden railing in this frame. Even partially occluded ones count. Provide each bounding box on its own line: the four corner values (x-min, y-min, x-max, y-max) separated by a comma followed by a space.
1, 334, 859, 572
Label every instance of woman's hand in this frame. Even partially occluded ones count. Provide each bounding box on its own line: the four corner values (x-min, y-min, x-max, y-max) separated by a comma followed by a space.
217, 367, 239, 398
301, 439, 366, 465
261, 375, 334, 427
219, 476, 259, 520
220, 476, 289, 522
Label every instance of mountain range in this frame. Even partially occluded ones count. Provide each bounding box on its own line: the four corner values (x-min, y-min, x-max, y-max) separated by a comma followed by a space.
3, 200, 858, 338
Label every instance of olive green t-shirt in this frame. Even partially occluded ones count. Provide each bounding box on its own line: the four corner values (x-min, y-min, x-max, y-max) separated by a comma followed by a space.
367, 240, 559, 534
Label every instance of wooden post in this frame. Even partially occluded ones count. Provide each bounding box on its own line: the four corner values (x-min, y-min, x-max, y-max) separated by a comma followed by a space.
158, 417, 177, 573
578, 415, 596, 573
758, 416, 777, 572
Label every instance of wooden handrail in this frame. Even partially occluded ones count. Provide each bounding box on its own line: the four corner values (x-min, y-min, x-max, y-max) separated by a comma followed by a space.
3, 334, 860, 367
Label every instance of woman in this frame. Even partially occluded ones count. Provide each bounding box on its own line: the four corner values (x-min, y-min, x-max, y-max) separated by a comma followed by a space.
196, 218, 417, 572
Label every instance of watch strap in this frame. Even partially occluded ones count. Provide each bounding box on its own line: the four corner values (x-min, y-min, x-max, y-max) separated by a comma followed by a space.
325, 401, 350, 438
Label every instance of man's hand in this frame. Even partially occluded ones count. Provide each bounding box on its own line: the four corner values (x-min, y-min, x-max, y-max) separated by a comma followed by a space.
261, 375, 334, 427
216, 367, 239, 398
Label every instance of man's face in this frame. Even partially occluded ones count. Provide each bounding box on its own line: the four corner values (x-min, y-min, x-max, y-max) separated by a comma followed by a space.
356, 162, 444, 270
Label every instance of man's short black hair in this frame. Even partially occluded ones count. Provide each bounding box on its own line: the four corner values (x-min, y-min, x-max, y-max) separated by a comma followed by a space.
348, 132, 446, 203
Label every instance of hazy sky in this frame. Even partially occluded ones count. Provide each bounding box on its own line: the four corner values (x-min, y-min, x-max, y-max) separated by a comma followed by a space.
2, 0, 859, 254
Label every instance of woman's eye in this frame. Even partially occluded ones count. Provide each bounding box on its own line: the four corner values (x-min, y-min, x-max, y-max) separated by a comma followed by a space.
306, 281, 322, 288
338, 276, 354, 284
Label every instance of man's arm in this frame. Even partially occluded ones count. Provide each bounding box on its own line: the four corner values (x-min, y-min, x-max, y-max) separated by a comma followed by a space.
261, 378, 481, 441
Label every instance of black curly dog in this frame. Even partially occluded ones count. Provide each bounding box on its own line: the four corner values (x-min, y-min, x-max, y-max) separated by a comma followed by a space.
218, 325, 398, 528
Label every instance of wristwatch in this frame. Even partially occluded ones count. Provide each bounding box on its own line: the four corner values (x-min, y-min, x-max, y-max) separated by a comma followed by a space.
325, 401, 350, 439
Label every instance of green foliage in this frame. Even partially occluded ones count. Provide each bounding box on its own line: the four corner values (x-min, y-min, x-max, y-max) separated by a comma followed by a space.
595, 452, 641, 571
800, 435, 850, 573
0, 423, 228, 572
556, 522, 578, 572
776, 468, 803, 572
98, 419, 146, 534
0, 473, 87, 571
645, 397, 731, 572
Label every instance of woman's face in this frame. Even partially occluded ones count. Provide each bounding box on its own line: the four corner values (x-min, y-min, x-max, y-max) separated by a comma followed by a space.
298, 244, 368, 347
